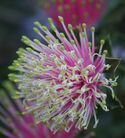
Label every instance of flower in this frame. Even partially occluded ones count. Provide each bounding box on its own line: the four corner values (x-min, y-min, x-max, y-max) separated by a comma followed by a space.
9, 16, 117, 132
44, 0, 108, 28
0, 81, 77, 138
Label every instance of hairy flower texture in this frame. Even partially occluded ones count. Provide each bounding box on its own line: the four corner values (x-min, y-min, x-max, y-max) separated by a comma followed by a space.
0, 81, 77, 138
44, 0, 108, 28
9, 17, 118, 132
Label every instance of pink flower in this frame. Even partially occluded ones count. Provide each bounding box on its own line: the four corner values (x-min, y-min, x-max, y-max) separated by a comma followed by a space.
9, 16, 117, 132
0, 81, 77, 138
45, 0, 108, 28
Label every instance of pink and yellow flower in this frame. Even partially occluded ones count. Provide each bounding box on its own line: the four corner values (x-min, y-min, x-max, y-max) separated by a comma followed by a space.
9, 17, 117, 132
44, 0, 108, 28
0, 81, 77, 138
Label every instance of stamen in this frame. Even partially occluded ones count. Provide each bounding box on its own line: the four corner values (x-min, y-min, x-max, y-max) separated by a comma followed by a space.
99, 39, 105, 55
58, 16, 73, 41
91, 26, 95, 54
68, 24, 80, 48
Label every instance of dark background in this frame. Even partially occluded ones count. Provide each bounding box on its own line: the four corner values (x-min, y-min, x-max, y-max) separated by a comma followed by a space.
0, 0, 125, 138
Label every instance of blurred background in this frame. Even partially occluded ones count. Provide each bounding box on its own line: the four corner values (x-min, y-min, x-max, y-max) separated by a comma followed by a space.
0, 0, 125, 138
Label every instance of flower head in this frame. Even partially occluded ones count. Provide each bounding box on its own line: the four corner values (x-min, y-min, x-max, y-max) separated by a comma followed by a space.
44, 0, 108, 28
0, 81, 77, 138
9, 17, 117, 132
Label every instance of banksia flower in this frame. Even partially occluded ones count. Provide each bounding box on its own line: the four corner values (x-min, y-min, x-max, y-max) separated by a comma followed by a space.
44, 0, 108, 28
0, 81, 77, 138
9, 17, 117, 132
